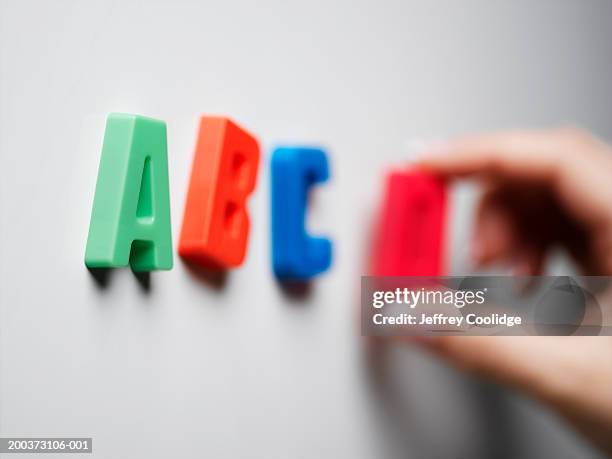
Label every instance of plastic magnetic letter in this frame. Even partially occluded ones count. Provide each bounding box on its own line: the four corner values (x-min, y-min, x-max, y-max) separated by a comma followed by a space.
372, 169, 446, 276
178, 117, 260, 269
271, 147, 333, 280
84, 113, 173, 271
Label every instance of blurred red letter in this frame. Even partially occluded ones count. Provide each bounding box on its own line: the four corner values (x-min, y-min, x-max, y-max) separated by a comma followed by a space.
372, 170, 447, 276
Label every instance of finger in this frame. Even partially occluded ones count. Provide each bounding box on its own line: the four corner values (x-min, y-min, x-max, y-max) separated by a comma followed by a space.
410, 335, 612, 455
417, 130, 566, 182
417, 128, 612, 246
421, 336, 557, 398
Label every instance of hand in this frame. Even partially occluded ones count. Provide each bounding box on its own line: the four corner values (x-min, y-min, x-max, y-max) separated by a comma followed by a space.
420, 128, 612, 275
412, 128, 612, 455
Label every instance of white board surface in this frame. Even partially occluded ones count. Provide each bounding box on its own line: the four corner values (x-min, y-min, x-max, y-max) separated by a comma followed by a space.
1, 1, 611, 458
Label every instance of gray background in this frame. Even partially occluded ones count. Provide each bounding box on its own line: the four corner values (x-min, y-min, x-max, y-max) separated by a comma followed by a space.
1, 0, 611, 458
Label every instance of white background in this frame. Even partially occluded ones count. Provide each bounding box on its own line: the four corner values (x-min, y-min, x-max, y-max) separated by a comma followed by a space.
1, 1, 612, 458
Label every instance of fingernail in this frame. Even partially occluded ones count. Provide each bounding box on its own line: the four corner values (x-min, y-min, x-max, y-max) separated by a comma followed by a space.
403, 138, 430, 163
404, 139, 452, 163
418, 140, 453, 158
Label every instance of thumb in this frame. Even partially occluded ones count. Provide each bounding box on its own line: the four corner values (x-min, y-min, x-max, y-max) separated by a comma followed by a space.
417, 336, 567, 401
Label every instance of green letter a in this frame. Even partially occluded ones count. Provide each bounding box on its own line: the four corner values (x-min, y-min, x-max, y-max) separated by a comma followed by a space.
85, 113, 173, 271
